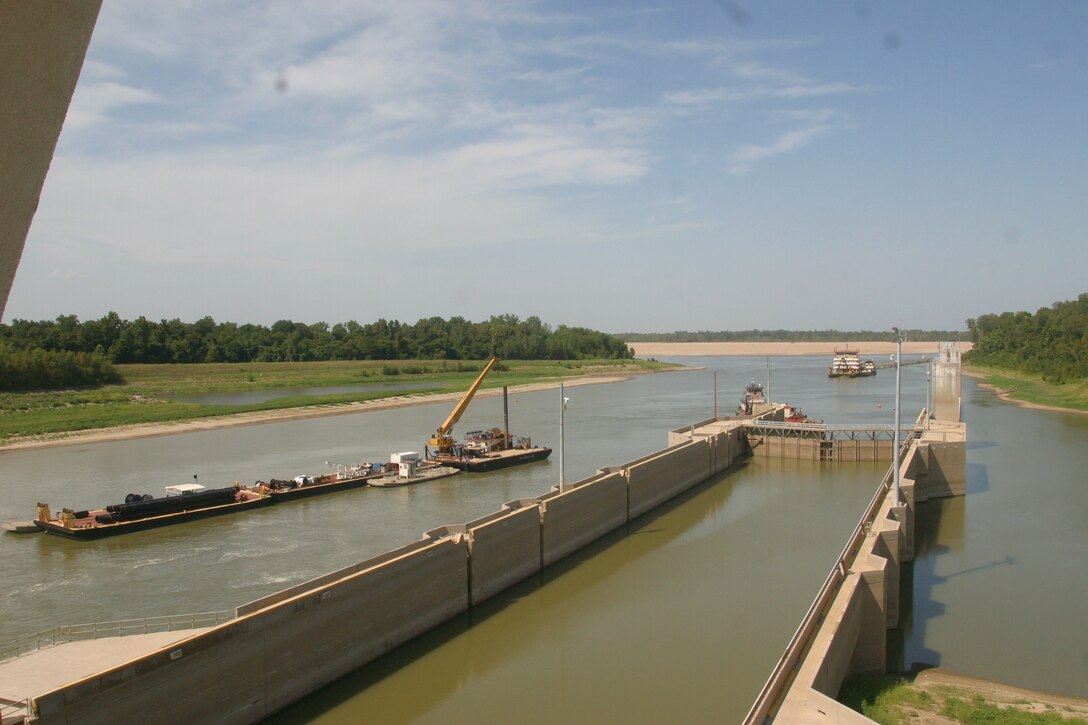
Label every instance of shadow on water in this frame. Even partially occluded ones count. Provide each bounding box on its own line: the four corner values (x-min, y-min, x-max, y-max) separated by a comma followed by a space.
964, 461, 989, 495
886, 458, 1010, 674
264, 460, 750, 724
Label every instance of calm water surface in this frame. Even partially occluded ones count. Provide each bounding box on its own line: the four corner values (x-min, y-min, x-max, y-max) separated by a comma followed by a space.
2, 356, 1084, 721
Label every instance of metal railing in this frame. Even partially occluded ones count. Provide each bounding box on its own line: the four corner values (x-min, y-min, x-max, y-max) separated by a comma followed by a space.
743, 433, 917, 723
1, 697, 30, 724
0, 610, 233, 664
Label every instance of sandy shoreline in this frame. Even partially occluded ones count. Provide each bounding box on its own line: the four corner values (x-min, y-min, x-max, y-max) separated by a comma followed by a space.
0, 375, 631, 453
627, 341, 971, 357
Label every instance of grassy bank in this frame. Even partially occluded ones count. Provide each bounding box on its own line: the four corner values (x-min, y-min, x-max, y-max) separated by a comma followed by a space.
966, 365, 1088, 413
839, 672, 1088, 724
0, 358, 678, 443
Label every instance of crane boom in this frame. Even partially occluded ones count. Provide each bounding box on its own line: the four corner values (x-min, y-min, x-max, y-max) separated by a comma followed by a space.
429, 356, 499, 453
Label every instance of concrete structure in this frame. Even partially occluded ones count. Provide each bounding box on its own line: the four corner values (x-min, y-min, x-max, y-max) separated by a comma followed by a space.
932, 343, 963, 422
744, 357, 966, 724
744, 419, 899, 462
1, 419, 752, 724
0, 4, 102, 317
3, 360, 963, 724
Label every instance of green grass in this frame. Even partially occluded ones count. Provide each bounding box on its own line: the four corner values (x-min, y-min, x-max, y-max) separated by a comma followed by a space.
0, 358, 679, 442
940, 693, 1084, 724
838, 674, 935, 724
839, 674, 1088, 724
966, 365, 1088, 413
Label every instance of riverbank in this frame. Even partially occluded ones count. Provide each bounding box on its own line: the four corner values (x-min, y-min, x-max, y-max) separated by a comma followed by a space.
965, 366, 1088, 415
841, 667, 1088, 723
627, 341, 971, 357
0, 375, 630, 452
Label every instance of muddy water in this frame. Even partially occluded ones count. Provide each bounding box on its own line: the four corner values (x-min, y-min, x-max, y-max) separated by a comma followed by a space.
2, 356, 1084, 722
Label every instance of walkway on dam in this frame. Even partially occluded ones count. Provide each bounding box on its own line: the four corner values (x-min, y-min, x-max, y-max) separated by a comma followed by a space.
0, 629, 205, 721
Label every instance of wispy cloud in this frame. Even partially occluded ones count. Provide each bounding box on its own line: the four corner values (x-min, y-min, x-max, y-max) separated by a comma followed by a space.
65, 82, 160, 131
728, 123, 833, 175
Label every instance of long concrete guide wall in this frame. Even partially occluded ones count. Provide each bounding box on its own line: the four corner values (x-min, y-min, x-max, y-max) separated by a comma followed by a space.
26, 419, 751, 724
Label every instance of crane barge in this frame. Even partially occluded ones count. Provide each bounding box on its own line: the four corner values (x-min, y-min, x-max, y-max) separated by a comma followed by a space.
427, 357, 552, 472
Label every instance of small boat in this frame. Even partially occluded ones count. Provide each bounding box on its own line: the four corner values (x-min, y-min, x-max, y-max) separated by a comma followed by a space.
30, 484, 272, 541
782, 403, 814, 424
368, 452, 461, 488
2, 520, 41, 534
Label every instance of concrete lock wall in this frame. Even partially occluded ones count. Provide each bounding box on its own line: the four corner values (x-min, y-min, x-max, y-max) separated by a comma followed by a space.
627, 440, 711, 519
461, 501, 543, 607
33, 535, 470, 725
755, 442, 935, 724
710, 425, 746, 473
539, 471, 628, 568
926, 442, 966, 498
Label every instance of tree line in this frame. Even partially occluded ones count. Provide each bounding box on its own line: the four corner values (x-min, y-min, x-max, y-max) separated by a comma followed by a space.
0, 346, 121, 391
965, 293, 1088, 382
0, 313, 634, 365
620, 329, 970, 342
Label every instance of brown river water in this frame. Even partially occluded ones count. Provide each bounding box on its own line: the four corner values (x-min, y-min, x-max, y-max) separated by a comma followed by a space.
1, 356, 1085, 722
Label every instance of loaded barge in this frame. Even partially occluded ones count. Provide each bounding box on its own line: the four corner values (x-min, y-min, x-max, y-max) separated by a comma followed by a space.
20, 461, 386, 541
31, 484, 272, 541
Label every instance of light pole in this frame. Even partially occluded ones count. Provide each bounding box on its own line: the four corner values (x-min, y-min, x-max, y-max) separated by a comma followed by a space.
892, 327, 903, 505
926, 357, 932, 427
559, 383, 570, 492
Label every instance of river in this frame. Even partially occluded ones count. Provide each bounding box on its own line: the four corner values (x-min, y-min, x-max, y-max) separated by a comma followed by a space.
1, 356, 1084, 722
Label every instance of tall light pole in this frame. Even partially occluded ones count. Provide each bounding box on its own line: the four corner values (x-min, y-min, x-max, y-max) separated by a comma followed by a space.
892, 327, 903, 506
559, 383, 570, 492
926, 356, 932, 428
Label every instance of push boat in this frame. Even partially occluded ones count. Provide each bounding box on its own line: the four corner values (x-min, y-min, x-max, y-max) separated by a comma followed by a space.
828, 348, 876, 378
736, 380, 767, 416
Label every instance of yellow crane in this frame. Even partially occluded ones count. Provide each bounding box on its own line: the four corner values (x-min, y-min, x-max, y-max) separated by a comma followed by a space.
429, 356, 499, 455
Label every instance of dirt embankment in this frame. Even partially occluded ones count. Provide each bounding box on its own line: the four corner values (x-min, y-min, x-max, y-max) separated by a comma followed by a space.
626, 341, 972, 357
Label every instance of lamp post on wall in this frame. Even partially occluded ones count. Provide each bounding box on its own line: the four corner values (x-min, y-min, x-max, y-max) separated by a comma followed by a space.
559, 383, 570, 493
892, 327, 904, 506
926, 357, 932, 428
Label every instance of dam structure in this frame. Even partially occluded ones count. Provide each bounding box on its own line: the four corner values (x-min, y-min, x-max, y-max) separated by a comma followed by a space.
0, 356, 965, 725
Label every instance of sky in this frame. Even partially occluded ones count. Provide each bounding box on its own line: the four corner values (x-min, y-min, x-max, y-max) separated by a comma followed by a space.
5, 0, 1088, 333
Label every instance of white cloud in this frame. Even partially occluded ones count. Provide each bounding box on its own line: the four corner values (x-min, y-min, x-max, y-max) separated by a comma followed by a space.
65, 82, 160, 130
728, 124, 833, 175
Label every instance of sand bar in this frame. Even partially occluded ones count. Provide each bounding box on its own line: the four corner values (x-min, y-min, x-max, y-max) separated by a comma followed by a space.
627, 341, 972, 357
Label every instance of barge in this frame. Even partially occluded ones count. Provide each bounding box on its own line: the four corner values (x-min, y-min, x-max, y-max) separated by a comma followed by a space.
259, 462, 384, 502
30, 484, 272, 541
368, 452, 461, 488
19, 460, 386, 541
427, 356, 552, 473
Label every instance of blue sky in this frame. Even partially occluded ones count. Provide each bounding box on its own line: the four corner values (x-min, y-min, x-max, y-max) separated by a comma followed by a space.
6, 1, 1087, 333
